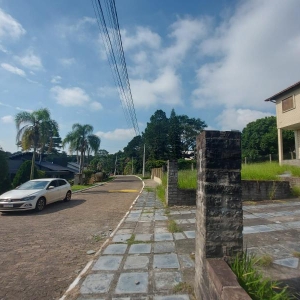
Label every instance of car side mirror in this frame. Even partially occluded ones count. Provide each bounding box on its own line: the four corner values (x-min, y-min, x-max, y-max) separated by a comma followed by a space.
48, 185, 55, 190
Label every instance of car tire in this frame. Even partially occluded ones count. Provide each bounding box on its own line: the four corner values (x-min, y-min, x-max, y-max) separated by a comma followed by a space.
35, 197, 46, 212
64, 191, 71, 202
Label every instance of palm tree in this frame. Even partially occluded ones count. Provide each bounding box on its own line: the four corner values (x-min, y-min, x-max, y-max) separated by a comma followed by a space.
15, 108, 59, 180
63, 124, 100, 183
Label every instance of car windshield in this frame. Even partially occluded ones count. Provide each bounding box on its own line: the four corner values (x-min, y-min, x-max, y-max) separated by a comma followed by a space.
17, 181, 49, 190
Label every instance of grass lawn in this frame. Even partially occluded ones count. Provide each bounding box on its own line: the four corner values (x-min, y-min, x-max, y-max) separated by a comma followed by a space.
71, 184, 94, 192
176, 162, 300, 189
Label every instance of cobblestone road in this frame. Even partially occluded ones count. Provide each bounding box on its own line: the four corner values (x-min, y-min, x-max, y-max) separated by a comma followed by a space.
0, 176, 142, 300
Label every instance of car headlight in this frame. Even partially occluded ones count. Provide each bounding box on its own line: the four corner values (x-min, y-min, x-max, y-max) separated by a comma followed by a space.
21, 195, 37, 201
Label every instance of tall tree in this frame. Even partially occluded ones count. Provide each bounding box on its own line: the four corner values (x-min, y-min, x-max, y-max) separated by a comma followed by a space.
168, 109, 182, 159
242, 116, 294, 160
143, 110, 169, 160
0, 148, 10, 194
123, 135, 143, 173
15, 108, 59, 180
177, 115, 207, 153
63, 124, 100, 180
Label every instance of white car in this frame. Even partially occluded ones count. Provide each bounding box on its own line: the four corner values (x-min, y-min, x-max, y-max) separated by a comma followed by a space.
0, 178, 72, 212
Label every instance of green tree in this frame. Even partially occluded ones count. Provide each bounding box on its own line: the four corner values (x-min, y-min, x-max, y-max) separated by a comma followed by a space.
63, 124, 100, 182
123, 135, 143, 173
177, 114, 207, 152
143, 110, 169, 160
15, 108, 59, 180
168, 109, 182, 159
12, 160, 39, 188
242, 116, 294, 161
0, 148, 10, 194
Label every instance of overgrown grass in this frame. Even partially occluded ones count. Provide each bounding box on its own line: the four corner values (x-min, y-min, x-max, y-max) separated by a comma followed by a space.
291, 186, 300, 197
175, 163, 300, 190
167, 219, 182, 233
71, 184, 94, 192
126, 234, 151, 245
255, 254, 274, 267
156, 173, 167, 205
230, 251, 293, 300
293, 251, 300, 258
178, 170, 197, 189
242, 162, 300, 180
173, 282, 194, 294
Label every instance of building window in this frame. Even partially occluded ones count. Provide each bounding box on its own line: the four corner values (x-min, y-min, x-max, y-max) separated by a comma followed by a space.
282, 96, 295, 112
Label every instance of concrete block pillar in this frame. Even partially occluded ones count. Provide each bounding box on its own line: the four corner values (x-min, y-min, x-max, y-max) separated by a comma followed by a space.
166, 160, 178, 206
195, 131, 243, 299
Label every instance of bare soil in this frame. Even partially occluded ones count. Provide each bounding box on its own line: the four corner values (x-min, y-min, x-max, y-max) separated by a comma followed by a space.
0, 176, 142, 300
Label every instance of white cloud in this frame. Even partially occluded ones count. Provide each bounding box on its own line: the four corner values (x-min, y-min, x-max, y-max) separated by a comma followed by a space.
51, 75, 62, 84
96, 128, 135, 141
68, 17, 96, 33
131, 67, 182, 107
0, 44, 8, 53
122, 27, 161, 51
1, 63, 26, 77
0, 8, 26, 39
51, 86, 90, 107
97, 86, 118, 98
59, 58, 75, 66
216, 108, 274, 131
90, 101, 103, 110
15, 52, 43, 70
159, 17, 209, 66
193, 0, 300, 109
57, 17, 96, 40
1, 115, 14, 124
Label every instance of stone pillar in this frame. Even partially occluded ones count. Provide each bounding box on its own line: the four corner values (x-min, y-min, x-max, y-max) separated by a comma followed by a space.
278, 128, 283, 165
195, 131, 243, 299
166, 160, 178, 206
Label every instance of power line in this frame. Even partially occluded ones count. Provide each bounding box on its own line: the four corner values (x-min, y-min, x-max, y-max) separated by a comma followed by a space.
91, 0, 140, 135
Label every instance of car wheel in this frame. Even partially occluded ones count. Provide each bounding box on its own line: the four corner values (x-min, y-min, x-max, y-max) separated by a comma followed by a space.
64, 191, 72, 202
35, 197, 46, 212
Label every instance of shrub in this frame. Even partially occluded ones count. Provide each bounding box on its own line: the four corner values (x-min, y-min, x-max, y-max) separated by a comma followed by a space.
145, 160, 166, 171
178, 158, 196, 170
83, 169, 94, 184
0, 150, 10, 193
12, 160, 39, 187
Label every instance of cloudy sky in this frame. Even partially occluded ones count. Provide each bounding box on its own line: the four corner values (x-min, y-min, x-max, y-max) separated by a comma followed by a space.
0, 0, 300, 154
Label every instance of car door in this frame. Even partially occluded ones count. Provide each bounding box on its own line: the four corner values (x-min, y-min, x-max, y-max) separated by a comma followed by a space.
46, 180, 60, 203
57, 179, 68, 200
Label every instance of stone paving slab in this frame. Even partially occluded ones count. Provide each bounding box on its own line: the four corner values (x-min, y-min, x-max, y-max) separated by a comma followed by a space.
71, 185, 300, 299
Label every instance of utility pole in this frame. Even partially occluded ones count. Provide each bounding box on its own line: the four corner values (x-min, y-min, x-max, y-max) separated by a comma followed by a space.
142, 144, 145, 177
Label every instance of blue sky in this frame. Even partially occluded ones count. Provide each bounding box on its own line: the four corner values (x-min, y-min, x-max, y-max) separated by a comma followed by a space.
1, 0, 300, 154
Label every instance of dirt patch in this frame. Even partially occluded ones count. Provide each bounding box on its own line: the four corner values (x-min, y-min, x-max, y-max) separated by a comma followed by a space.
0, 176, 142, 300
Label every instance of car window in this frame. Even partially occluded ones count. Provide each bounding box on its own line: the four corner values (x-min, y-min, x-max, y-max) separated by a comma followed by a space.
58, 179, 67, 186
18, 181, 48, 190
49, 180, 58, 188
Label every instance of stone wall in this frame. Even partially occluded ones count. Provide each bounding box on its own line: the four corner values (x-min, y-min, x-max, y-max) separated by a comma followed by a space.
242, 180, 291, 201
282, 159, 300, 167
279, 176, 300, 188
166, 161, 178, 206
166, 179, 291, 206
195, 130, 244, 299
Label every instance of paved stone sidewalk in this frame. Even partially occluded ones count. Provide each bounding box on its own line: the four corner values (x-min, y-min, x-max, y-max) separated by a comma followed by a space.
68, 187, 196, 300
62, 180, 300, 299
